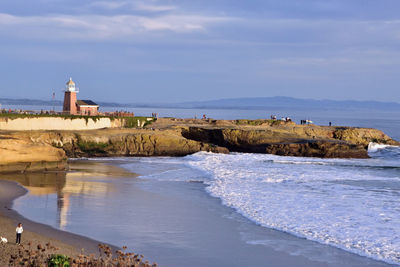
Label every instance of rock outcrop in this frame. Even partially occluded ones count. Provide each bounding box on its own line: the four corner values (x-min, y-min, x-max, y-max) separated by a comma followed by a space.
0, 118, 398, 173
0, 133, 67, 173
5, 128, 228, 159
179, 122, 398, 158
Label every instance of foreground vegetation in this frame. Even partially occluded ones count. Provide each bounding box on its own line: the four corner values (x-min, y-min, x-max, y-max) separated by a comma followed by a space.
8, 242, 156, 267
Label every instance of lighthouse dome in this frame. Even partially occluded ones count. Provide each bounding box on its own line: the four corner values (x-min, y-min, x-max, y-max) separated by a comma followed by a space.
66, 78, 75, 86
65, 77, 77, 92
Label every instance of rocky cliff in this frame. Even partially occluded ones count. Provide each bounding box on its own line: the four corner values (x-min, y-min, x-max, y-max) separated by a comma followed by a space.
7, 128, 228, 159
0, 118, 398, 173
0, 133, 67, 173
180, 123, 398, 158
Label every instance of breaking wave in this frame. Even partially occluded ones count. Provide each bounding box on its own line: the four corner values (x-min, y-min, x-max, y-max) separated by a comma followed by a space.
181, 146, 400, 265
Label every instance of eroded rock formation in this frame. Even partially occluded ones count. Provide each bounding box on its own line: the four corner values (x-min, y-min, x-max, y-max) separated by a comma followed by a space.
0, 133, 67, 173
180, 124, 397, 158
0, 118, 398, 173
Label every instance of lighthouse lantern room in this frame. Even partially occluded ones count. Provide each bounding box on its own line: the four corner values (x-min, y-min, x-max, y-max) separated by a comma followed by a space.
66, 77, 77, 92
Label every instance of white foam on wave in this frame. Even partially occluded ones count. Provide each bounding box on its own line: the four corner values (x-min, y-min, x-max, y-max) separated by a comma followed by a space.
184, 151, 400, 265
368, 142, 399, 153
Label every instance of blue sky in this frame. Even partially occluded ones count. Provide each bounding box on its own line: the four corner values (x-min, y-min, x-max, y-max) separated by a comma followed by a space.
0, 0, 399, 103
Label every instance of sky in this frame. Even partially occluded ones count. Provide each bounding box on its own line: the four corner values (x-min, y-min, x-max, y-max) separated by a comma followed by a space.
0, 0, 399, 103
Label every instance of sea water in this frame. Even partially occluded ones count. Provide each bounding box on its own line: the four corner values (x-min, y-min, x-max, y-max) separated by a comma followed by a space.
11, 144, 400, 266
185, 145, 400, 264
127, 145, 400, 265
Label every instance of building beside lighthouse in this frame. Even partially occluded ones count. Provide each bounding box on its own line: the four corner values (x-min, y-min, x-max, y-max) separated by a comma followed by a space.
63, 78, 99, 116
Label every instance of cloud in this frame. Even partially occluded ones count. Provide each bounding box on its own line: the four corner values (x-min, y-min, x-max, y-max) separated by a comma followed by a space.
89, 0, 176, 12
135, 2, 176, 12
89, 1, 127, 10
264, 57, 352, 67
1, 8, 399, 51
0, 12, 233, 41
235, 17, 400, 48
256, 49, 400, 83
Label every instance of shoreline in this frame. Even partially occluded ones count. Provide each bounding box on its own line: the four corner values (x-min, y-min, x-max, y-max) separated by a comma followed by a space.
0, 175, 121, 266
1, 157, 397, 266
1, 118, 398, 175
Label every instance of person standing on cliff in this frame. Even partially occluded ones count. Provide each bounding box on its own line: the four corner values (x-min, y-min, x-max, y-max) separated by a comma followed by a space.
16, 223, 23, 245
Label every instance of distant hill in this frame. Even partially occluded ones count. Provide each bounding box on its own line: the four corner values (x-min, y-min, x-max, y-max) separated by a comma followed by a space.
1, 96, 399, 111
177, 97, 400, 111
0, 98, 62, 106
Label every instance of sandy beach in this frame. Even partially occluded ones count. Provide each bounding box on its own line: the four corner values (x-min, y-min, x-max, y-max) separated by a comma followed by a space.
0, 179, 105, 266
0, 161, 132, 266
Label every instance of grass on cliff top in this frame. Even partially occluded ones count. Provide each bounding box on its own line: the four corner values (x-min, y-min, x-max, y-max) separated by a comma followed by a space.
123, 117, 155, 128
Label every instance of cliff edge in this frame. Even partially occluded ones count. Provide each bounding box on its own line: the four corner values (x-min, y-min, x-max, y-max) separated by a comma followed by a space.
0, 118, 398, 173
0, 133, 67, 173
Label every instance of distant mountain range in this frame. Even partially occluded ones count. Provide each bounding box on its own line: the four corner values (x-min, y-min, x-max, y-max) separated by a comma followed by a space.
1, 96, 400, 111
176, 97, 400, 111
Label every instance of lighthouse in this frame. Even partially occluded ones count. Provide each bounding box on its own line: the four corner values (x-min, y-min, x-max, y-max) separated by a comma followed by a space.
62, 78, 99, 116
63, 78, 78, 115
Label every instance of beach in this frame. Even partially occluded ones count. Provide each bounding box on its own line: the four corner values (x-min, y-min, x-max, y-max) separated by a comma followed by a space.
0, 170, 347, 267
4, 157, 397, 266
0, 180, 102, 265
0, 161, 132, 266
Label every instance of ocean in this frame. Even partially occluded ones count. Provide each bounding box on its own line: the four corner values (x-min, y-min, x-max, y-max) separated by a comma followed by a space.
5, 106, 400, 266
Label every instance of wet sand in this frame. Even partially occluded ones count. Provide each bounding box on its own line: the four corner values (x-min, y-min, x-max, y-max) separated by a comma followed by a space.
0, 160, 132, 266
0, 179, 106, 266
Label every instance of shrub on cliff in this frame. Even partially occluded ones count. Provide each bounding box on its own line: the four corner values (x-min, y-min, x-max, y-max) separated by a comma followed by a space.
48, 254, 70, 267
123, 117, 155, 128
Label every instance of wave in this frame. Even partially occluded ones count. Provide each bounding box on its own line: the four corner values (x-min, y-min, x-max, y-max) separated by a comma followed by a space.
266, 143, 400, 169
90, 151, 400, 264
183, 152, 400, 265
368, 142, 400, 153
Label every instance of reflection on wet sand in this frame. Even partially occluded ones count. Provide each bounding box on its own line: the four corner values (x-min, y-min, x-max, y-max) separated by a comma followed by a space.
1, 160, 137, 229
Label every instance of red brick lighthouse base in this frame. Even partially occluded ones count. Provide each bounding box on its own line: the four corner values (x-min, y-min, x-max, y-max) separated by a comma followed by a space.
63, 91, 77, 115
63, 78, 78, 115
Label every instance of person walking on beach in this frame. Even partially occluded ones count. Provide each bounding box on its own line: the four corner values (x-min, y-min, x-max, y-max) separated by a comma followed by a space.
16, 223, 23, 245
